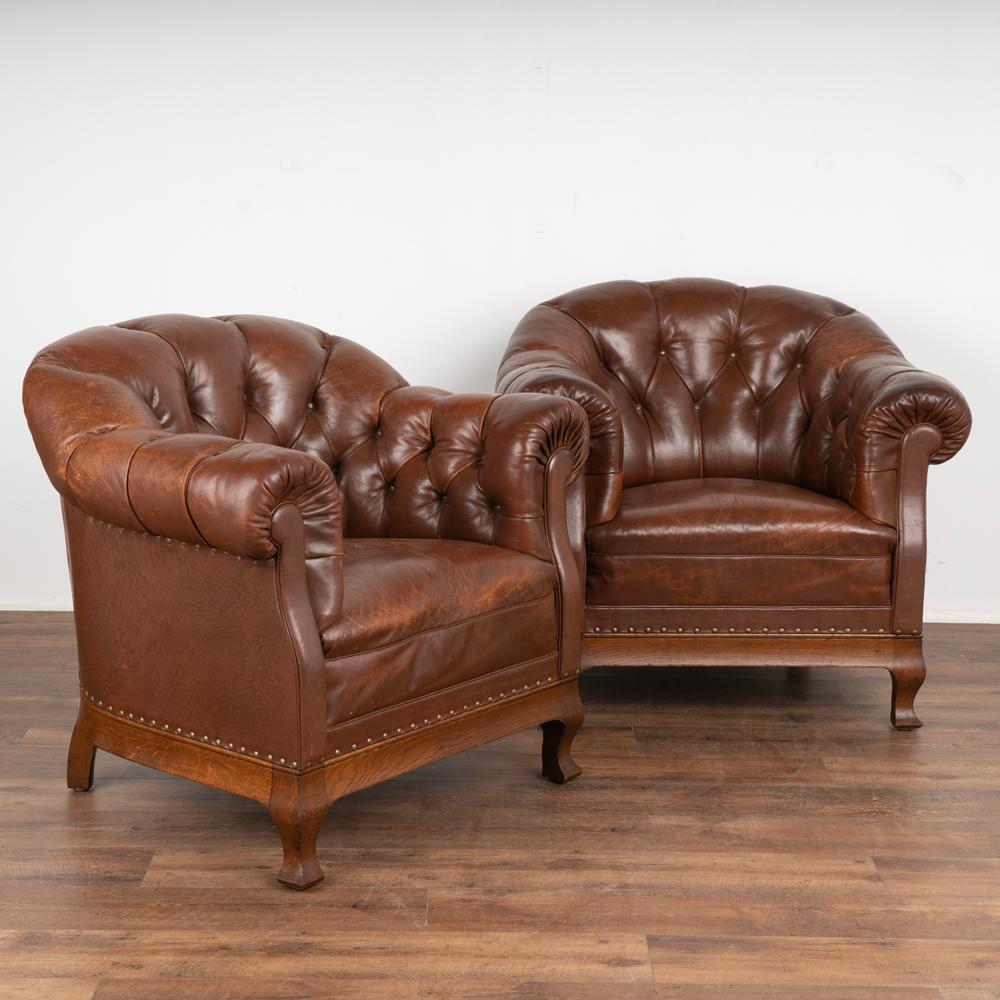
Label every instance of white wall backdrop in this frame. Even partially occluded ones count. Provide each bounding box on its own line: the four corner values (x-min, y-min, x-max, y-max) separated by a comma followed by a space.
2, 0, 997, 617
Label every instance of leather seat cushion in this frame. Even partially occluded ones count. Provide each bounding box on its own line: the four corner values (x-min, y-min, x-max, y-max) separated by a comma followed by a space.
323, 538, 558, 726
586, 478, 896, 607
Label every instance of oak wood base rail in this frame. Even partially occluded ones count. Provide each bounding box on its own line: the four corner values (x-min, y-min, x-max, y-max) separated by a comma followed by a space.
582, 635, 926, 730
67, 676, 585, 890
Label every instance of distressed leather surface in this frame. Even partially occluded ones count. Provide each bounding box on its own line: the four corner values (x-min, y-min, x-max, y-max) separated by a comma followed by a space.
24, 314, 589, 752
322, 537, 556, 657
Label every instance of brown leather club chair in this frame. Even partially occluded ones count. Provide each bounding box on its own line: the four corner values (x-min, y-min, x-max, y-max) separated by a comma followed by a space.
497, 279, 971, 727
23, 314, 590, 889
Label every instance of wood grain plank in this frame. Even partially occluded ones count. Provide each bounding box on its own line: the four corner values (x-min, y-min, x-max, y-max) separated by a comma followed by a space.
0, 981, 96, 999
0, 930, 652, 983
141, 847, 884, 894
428, 888, 1000, 939
648, 934, 1000, 987
874, 856, 1000, 898
87, 981, 943, 999
0, 885, 429, 931
0, 848, 152, 884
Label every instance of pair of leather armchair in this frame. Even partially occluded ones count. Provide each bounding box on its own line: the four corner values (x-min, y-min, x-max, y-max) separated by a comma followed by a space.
23, 280, 971, 889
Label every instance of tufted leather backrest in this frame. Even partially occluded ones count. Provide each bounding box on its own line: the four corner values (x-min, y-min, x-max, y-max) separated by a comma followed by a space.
25, 313, 481, 540
504, 278, 920, 497
29, 309, 591, 553
27, 313, 591, 643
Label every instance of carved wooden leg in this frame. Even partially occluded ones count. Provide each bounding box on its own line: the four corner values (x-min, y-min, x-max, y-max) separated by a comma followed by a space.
268, 770, 331, 890
541, 681, 584, 784
889, 641, 926, 730
67, 714, 96, 791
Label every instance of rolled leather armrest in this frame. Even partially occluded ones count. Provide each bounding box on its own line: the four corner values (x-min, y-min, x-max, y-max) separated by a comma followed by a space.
475, 391, 590, 558
24, 361, 343, 628
828, 355, 972, 527
497, 362, 623, 526
362, 386, 589, 564
73, 430, 342, 630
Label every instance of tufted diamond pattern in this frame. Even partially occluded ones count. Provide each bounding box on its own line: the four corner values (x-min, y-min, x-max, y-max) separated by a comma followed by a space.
534, 279, 870, 490
26, 313, 589, 581
498, 279, 972, 527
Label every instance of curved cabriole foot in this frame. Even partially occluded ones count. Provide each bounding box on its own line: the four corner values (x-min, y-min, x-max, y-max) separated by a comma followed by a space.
67, 719, 96, 791
889, 643, 927, 730
268, 771, 331, 891
541, 684, 584, 784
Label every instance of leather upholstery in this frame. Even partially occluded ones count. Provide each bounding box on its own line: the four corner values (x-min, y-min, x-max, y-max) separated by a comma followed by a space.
325, 538, 557, 655
498, 279, 971, 529
588, 479, 897, 556
24, 314, 589, 765
587, 479, 895, 608
498, 278, 971, 639
322, 538, 557, 725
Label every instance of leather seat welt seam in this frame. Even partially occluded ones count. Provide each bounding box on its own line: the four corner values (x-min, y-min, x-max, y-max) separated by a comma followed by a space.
115, 434, 160, 535
586, 552, 894, 560
323, 650, 559, 733
854, 464, 917, 474
322, 591, 556, 663
181, 440, 244, 549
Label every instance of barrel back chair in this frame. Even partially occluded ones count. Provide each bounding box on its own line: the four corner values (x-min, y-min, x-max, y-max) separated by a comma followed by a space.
24, 314, 590, 888
498, 279, 971, 727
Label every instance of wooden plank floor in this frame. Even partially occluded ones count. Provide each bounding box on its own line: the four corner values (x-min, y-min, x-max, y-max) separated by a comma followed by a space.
0, 613, 998, 998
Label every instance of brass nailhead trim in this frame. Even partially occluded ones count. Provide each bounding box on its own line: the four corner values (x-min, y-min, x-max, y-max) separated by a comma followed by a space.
85, 666, 686, 771
586, 625, 918, 637
81, 688, 294, 769
313, 676, 564, 764
87, 515, 276, 566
